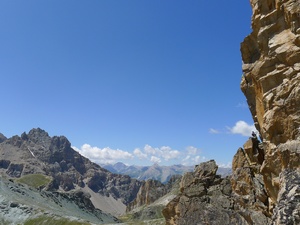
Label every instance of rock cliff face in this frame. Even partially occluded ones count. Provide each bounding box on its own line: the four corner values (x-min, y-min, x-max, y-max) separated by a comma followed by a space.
127, 179, 169, 212
239, 0, 300, 223
126, 175, 181, 212
162, 0, 300, 224
125, 175, 181, 223
0, 128, 142, 216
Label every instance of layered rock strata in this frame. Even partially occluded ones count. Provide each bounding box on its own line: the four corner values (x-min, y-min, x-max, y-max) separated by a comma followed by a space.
239, 0, 300, 222
162, 1, 300, 224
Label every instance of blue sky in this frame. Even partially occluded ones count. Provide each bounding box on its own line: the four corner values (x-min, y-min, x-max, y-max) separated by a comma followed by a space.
0, 1, 254, 167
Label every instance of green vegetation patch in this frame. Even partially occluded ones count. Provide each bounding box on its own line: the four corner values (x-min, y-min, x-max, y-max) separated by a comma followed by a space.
24, 216, 91, 225
16, 174, 52, 189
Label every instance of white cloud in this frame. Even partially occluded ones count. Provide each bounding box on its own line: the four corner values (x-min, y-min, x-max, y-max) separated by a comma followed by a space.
133, 148, 147, 159
73, 143, 206, 166
193, 155, 202, 164
144, 144, 157, 155
150, 156, 161, 164
186, 146, 198, 155
217, 162, 232, 168
73, 144, 133, 165
160, 146, 181, 161
182, 155, 190, 162
228, 120, 256, 137
181, 146, 203, 166
143, 145, 180, 161
209, 128, 220, 134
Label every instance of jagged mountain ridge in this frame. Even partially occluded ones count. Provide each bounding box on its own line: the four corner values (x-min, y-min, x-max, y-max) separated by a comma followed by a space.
0, 128, 143, 218
103, 162, 232, 183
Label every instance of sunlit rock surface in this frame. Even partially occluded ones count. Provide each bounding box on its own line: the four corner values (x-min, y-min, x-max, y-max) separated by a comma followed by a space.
162, 0, 300, 224
237, 0, 300, 223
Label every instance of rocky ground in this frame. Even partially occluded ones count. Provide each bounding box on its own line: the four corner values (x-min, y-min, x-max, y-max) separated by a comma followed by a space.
0, 176, 119, 225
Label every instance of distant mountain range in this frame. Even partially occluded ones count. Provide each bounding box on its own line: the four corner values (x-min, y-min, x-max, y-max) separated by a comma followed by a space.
102, 162, 232, 183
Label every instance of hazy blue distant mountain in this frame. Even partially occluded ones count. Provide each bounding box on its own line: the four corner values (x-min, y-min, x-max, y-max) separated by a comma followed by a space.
103, 162, 232, 183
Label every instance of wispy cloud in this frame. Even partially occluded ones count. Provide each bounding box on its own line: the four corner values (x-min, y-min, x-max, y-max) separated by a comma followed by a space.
209, 128, 220, 134
72, 144, 133, 165
186, 146, 198, 155
236, 102, 248, 108
181, 146, 204, 166
227, 120, 256, 137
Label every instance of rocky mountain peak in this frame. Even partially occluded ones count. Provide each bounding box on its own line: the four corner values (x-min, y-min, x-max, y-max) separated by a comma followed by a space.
0, 133, 7, 143
0, 128, 143, 217
113, 162, 128, 172
27, 128, 51, 142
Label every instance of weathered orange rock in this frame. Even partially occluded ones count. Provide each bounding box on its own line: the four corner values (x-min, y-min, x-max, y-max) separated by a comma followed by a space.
238, 0, 300, 222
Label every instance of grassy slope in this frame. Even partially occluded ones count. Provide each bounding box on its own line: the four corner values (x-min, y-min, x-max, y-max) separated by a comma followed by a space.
16, 174, 52, 189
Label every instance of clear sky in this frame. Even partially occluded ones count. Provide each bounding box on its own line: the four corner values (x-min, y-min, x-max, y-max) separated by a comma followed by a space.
0, 1, 255, 167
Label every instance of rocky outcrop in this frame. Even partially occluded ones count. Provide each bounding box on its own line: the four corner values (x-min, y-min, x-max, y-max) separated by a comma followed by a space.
272, 169, 300, 224
238, 0, 300, 223
231, 137, 271, 222
241, 0, 300, 155
162, 1, 300, 223
0, 133, 6, 143
162, 160, 267, 225
127, 179, 168, 212
126, 175, 181, 213
0, 128, 142, 216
